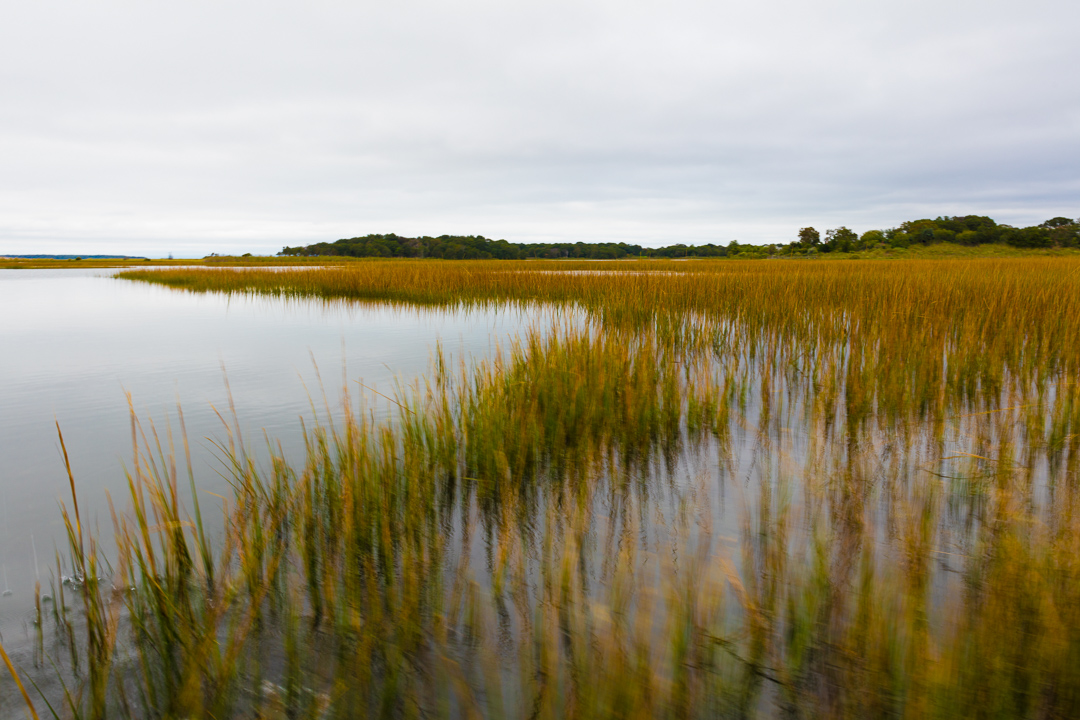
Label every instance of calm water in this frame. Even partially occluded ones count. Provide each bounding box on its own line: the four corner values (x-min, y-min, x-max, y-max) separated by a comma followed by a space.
0, 268, 532, 640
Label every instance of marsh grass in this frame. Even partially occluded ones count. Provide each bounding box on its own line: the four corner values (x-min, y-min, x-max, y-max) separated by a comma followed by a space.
5, 258, 1080, 718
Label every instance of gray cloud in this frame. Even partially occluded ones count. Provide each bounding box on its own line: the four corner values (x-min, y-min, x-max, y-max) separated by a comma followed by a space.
1, 0, 1078, 255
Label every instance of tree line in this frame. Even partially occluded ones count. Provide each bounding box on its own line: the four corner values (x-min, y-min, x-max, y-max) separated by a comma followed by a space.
281, 235, 661, 259
278, 216, 1079, 260
279, 234, 778, 259
790, 215, 1080, 254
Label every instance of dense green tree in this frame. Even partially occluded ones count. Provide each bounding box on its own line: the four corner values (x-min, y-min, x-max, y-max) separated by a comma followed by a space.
1042, 218, 1080, 247
887, 229, 912, 249
823, 227, 858, 253
798, 227, 821, 246
859, 229, 886, 248
1007, 226, 1052, 248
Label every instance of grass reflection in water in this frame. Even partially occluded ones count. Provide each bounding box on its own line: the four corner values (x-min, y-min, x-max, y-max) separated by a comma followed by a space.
5, 257, 1080, 719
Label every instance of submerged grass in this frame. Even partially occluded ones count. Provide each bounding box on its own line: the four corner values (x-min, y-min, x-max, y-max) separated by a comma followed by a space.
6, 257, 1080, 718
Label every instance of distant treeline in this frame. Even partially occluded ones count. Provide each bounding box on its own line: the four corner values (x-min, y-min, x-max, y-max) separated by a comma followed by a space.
792, 215, 1080, 254
281, 235, 667, 260
278, 215, 1080, 259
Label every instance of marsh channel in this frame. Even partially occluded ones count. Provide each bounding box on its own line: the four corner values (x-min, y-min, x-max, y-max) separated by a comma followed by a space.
0, 268, 537, 662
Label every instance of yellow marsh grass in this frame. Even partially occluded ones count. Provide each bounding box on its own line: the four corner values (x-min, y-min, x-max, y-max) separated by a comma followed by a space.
5, 258, 1077, 719
122, 257, 1080, 427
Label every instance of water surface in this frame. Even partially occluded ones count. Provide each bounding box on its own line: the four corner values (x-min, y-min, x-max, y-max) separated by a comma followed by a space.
0, 268, 531, 638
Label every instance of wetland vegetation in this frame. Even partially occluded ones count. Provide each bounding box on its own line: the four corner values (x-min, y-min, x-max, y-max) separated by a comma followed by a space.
4, 257, 1080, 718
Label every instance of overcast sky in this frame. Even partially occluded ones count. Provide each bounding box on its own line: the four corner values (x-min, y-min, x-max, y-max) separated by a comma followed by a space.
2, 1, 1078, 256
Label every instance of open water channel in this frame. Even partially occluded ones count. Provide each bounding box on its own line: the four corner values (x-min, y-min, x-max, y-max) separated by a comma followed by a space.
0, 268, 533, 656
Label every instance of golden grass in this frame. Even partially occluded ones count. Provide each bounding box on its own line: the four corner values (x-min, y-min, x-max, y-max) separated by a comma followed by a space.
121, 257, 1080, 422
6, 257, 1079, 718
